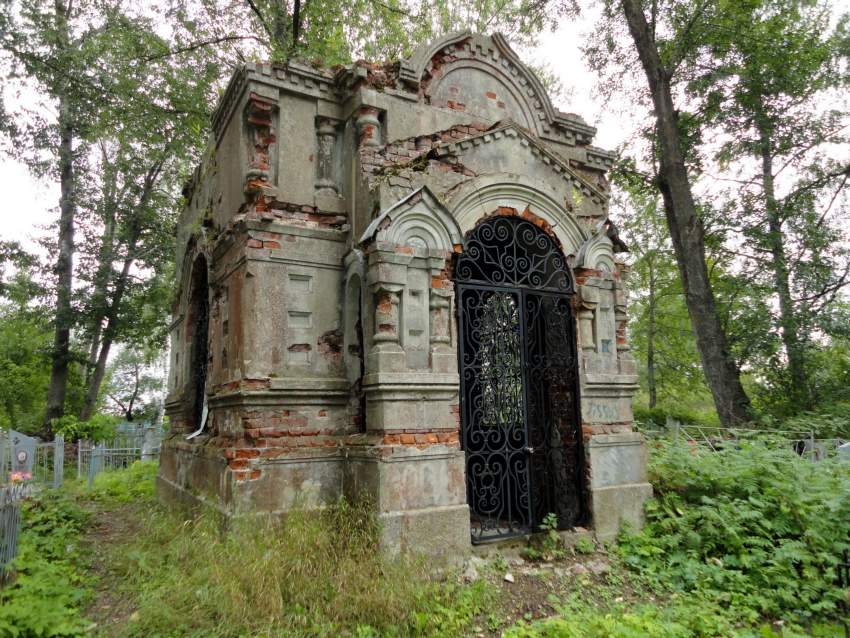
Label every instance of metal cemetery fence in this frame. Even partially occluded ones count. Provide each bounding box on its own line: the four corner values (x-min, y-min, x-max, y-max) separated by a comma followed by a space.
0, 483, 29, 580
0, 430, 64, 488
77, 424, 162, 487
641, 418, 845, 462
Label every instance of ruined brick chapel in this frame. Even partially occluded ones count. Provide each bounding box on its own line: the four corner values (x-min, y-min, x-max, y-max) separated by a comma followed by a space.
159, 31, 652, 558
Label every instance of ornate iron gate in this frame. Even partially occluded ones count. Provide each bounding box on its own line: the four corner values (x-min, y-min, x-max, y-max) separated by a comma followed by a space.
455, 216, 585, 542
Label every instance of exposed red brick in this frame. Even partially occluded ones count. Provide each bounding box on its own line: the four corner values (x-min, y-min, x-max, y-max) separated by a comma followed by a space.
263, 241, 281, 249
247, 239, 263, 248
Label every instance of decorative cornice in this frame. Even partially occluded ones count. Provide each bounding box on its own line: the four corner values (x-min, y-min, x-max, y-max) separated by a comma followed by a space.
210, 62, 339, 144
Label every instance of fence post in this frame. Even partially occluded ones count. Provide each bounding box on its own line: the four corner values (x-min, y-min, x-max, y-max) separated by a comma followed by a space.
0, 485, 25, 582
53, 435, 64, 488
810, 430, 816, 464
88, 443, 103, 489
77, 441, 82, 480
666, 417, 681, 443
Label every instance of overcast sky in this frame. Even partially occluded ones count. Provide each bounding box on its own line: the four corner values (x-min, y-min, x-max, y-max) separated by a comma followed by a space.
0, 9, 632, 255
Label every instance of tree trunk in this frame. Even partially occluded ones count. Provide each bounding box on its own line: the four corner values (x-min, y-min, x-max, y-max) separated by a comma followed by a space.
620, 0, 752, 426
126, 362, 140, 421
79, 249, 135, 421
42, 13, 76, 434
79, 158, 162, 421
84, 160, 118, 386
758, 125, 808, 408
647, 253, 657, 409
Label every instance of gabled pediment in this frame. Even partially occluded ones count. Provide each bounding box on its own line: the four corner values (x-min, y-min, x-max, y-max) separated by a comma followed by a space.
360, 186, 463, 252
400, 32, 598, 146
430, 121, 608, 210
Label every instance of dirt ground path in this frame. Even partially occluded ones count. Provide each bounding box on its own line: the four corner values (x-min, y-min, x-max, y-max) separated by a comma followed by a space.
81, 500, 144, 637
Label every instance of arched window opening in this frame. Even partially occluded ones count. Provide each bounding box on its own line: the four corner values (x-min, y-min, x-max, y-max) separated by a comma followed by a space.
186, 256, 210, 431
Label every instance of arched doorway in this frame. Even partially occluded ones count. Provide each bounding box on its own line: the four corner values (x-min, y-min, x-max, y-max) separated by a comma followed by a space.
455, 215, 585, 542
187, 256, 210, 431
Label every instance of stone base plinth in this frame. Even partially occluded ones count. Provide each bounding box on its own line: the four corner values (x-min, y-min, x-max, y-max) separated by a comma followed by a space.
380, 504, 471, 562
586, 432, 653, 541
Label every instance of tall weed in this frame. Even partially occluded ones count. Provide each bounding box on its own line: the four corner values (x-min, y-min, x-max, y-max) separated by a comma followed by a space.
113, 496, 490, 637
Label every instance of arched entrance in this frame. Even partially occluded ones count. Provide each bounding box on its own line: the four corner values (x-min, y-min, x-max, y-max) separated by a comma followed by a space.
187, 256, 210, 431
455, 215, 585, 542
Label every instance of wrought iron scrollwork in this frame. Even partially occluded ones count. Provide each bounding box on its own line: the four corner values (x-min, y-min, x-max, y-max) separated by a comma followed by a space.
454, 216, 574, 293
456, 216, 584, 543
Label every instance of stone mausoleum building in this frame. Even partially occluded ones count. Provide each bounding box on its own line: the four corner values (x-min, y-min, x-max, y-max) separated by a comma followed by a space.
158, 32, 652, 557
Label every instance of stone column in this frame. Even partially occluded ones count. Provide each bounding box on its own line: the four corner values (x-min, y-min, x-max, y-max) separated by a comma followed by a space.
373, 286, 401, 345
315, 117, 338, 196
429, 293, 451, 345
355, 106, 382, 147
428, 265, 456, 374
352, 243, 469, 561
576, 283, 599, 363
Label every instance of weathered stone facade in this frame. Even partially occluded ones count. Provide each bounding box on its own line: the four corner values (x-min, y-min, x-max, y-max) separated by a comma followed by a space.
159, 31, 652, 558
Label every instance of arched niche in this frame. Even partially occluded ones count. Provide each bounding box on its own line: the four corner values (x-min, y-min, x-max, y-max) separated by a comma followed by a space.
446, 175, 590, 257
342, 251, 366, 386
185, 255, 210, 430
342, 250, 367, 432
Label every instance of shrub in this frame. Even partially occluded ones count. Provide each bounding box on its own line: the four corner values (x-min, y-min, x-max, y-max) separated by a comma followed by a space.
0, 491, 92, 637
53, 413, 118, 443
619, 440, 850, 626
781, 403, 850, 440
633, 405, 719, 429
89, 460, 157, 502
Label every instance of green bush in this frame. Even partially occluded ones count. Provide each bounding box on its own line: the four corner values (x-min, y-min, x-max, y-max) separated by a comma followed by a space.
0, 491, 92, 637
619, 440, 850, 626
504, 599, 737, 638
89, 460, 157, 502
633, 405, 719, 429
781, 402, 850, 439
52, 413, 118, 443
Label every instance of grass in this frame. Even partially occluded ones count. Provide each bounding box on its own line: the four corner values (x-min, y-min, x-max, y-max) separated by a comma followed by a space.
107, 497, 492, 637
4, 441, 850, 637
